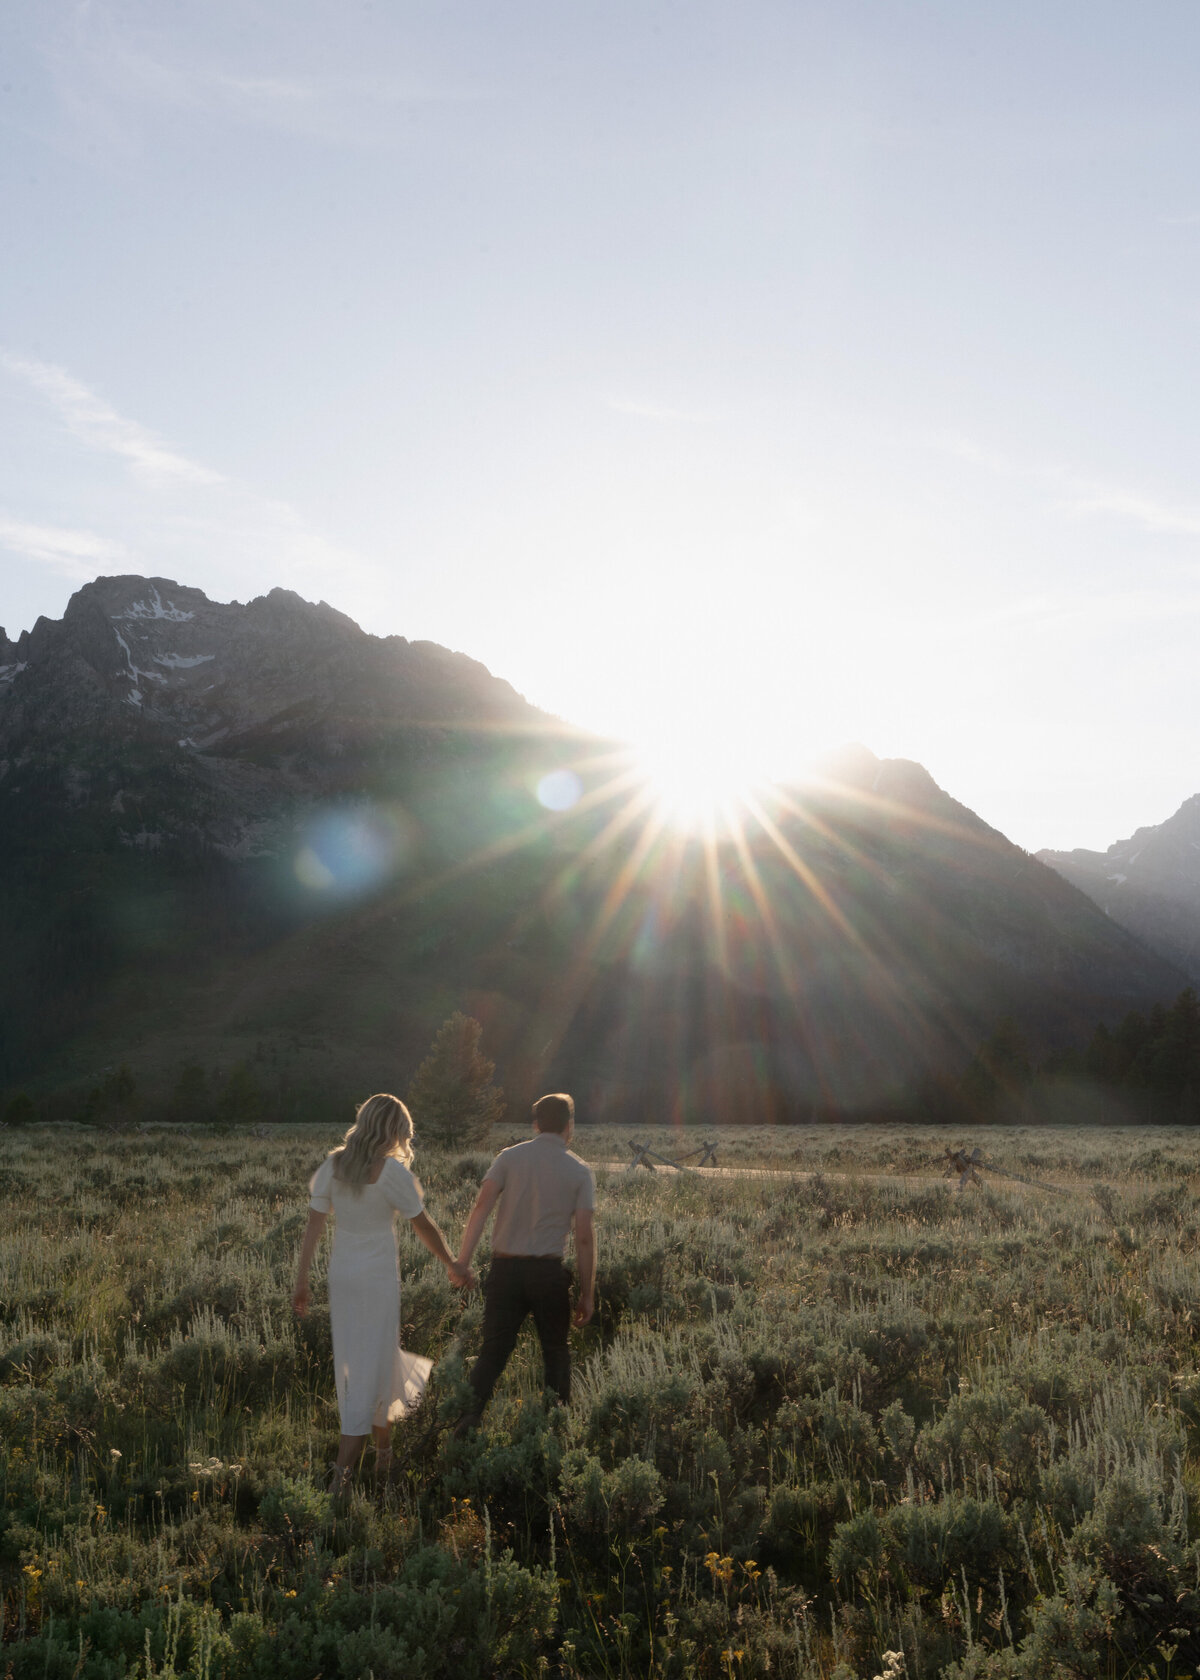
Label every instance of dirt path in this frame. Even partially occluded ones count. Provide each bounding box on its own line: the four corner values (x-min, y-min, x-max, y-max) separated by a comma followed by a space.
598, 1162, 826, 1179
595, 1161, 1085, 1194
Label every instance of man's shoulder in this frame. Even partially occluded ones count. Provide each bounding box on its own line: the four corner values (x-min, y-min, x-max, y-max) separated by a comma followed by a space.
485, 1138, 531, 1176
492, 1137, 535, 1163
486, 1135, 593, 1179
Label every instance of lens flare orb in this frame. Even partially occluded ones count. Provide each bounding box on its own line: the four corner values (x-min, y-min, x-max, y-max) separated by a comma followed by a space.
536, 768, 584, 812
292, 804, 412, 900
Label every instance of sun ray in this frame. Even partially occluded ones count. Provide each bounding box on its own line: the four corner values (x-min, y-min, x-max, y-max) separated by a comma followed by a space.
750, 781, 1006, 1072
372, 757, 646, 916
723, 799, 802, 1003
745, 787, 956, 1074
742, 789, 867, 952
780, 766, 1012, 855
701, 804, 729, 974
308, 713, 1018, 1121
522, 796, 675, 1080
539, 778, 662, 912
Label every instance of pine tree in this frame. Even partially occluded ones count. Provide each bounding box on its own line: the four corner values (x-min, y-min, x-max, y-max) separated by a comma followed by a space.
1085, 1021, 1118, 1084
104, 1064, 136, 1108
2, 1092, 35, 1126
1149, 987, 1200, 1117
1111, 1009, 1151, 1085
218, 1062, 267, 1125
960, 1017, 1032, 1122
168, 1062, 209, 1124
407, 1013, 506, 1148
82, 1063, 138, 1125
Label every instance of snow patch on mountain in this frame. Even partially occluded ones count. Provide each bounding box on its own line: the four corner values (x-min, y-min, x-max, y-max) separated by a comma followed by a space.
120, 829, 164, 849
114, 586, 194, 623
113, 626, 167, 704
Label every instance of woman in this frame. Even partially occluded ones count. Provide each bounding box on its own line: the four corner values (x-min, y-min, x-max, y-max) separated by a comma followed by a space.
292, 1093, 467, 1488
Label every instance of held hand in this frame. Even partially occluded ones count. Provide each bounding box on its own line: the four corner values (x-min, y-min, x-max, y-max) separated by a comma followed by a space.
572, 1293, 594, 1328
447, 1260, 476, 1290
291, 1282, 309, 1317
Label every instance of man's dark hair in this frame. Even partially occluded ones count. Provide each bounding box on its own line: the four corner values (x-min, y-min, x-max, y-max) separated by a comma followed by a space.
532, 1092, 574, 1134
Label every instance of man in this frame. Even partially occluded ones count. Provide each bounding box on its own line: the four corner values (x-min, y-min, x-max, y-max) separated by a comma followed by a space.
451, 1092, 595, 1431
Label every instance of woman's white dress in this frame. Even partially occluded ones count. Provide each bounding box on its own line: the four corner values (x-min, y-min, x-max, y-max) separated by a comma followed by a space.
309, 1154, 432, 1434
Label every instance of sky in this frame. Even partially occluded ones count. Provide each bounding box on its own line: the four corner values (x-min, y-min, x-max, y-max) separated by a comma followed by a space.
4, 2, 1200, 852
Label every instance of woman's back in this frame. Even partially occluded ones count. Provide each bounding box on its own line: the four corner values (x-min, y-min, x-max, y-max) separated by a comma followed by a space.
310, 1154, 423, 1252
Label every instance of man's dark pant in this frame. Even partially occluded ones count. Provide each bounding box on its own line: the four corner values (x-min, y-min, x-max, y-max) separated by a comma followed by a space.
468, 1255, 572, 1407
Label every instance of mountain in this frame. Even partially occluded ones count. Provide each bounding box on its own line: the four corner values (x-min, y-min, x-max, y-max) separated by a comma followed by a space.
0, 574, 540, 851
1038, 797, 1200, 985
0, 574, 581, 1087
0, 575, 1186, 1122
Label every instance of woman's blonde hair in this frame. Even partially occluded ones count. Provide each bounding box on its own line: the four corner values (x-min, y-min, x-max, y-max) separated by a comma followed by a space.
332, 1093, 415, 1189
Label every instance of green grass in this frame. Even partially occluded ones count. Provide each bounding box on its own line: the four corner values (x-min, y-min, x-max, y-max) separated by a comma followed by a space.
1, 1123, 1199, 1677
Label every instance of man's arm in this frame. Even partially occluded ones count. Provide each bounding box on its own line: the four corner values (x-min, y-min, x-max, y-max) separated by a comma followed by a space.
454, 1177, 501, 1280
291, 1208, 328, 1316
572, 1207, 595, 1326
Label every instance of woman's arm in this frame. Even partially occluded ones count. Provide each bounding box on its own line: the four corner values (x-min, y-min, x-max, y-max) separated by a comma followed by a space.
291, 1208, 328, 1316
409, 1210, 472, 1285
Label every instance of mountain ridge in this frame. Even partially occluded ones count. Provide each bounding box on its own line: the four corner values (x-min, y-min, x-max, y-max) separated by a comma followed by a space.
0, 574, 1187, 1120
1039, 795, 1200, 983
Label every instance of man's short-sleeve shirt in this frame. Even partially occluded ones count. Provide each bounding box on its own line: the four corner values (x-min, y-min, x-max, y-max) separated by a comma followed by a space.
485, 1132, 595, 1257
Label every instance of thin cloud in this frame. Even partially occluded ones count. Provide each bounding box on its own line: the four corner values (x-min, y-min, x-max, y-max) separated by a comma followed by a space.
212, 70, 477, 110
916, 429, 1013, 475
214, 74, 317, 104
1, 349, 387, 616
1059, 485, 1200, 539
1, 352, 221, 486
106, 53, 320, 115
916, 424, 1200, 542
606, 396, 716, 425
932, 585, 1200, 646
0, 515, 133, 580
47, 20, 486, 155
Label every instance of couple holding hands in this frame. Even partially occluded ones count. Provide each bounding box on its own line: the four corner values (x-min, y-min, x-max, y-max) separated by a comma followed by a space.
292, 1091, 596, 1488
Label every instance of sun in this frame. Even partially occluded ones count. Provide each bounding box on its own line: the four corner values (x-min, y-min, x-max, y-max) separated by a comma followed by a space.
629, 730, 770, 834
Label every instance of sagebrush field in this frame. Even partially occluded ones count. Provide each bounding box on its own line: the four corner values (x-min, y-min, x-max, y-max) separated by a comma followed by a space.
2, 1124, 1199, 1678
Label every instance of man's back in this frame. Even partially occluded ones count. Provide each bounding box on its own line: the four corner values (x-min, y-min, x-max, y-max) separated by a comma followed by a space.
452, 1093, 597, 1427
486, 1132, 595, 1257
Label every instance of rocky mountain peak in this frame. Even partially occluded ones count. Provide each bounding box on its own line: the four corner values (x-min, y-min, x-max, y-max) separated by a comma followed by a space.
0, 573, 538, 750
1039, 794, 1200, 982
813, 741, 881, 785
1041, 795, 1200, 894
63, 574, 211, 620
